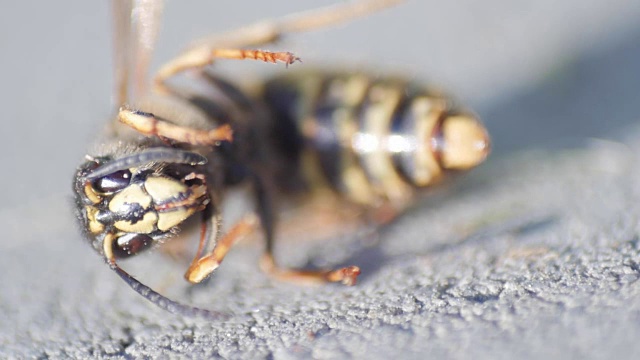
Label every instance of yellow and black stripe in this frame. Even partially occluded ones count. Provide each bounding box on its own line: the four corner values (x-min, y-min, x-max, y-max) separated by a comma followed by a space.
261, 71, 490, 207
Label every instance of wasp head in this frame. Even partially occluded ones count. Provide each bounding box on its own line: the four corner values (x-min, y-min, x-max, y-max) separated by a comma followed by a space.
73, 148, 210, 259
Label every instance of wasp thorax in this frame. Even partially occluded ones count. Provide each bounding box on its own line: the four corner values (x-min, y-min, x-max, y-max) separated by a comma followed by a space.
438, 114, 491, 170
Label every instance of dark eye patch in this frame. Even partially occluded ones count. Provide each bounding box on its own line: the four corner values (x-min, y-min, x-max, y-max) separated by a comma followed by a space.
92, 169, 132, 194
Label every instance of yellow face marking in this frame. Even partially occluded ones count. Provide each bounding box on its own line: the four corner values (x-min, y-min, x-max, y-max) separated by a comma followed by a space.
114, 211, 158, 234
157, 208, 196, 231
84, 183, 101, 204
103, 233, 115, 260
144, 176, 188, 203
85, 205, 104, 234
108, 184, 152, 212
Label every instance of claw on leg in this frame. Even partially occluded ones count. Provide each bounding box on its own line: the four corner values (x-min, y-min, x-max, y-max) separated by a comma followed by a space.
151, 0, 404, 97
154, 48, 301, 91
259, 253, 361, 286
185, 215, 259, 284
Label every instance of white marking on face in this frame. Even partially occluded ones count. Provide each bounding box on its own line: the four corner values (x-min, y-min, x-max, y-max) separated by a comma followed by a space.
108, 184, 152, 212
157, 208, 195, 231
144, 176, 188, 203
85, 205, 105, 234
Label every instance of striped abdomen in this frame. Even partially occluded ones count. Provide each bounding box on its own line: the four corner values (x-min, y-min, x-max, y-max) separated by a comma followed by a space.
261, 72, 490, 207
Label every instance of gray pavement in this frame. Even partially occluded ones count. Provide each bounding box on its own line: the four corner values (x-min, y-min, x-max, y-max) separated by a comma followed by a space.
2, 0, 640, 358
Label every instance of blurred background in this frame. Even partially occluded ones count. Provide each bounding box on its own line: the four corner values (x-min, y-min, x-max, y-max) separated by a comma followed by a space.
2, 0, 640, 356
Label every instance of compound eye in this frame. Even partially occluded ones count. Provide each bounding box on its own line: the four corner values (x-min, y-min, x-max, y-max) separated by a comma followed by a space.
92, 170, 132, 194
112, 233, 153, 258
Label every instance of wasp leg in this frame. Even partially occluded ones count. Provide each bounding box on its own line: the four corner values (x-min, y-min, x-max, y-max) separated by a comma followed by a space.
190, 208, 218, 265
259, 254, 361, 286
154, 49, 300, 92
163, 205, 220, 264
185, 214, 259, 284
153, 0, 404, 90
253, 176, 361, 286
118, 107, 233, 146
190, 0, 405, 49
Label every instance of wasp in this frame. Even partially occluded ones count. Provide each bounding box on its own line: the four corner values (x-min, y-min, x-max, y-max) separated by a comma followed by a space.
72, 0, 490, 319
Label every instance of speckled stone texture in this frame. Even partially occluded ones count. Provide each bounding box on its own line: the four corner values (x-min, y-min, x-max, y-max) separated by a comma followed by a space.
2, 1, 640, 358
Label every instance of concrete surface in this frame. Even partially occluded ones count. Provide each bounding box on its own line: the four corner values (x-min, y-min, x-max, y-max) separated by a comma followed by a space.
2, 0, 640, 358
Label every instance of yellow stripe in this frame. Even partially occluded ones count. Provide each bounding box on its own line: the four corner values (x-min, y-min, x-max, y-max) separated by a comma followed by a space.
356, 81, 412, 204
336, 107, 374, 205
411, 96, 447, 186
335, 75, 378, 205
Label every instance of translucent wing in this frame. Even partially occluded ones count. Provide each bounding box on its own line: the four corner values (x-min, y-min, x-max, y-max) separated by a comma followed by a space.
189, 0, 406, 49
112, 0, 133, 107
111, 0, 164, 107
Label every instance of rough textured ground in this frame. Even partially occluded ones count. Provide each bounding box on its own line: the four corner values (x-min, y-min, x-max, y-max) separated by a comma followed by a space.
2, 0, 640, 358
